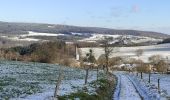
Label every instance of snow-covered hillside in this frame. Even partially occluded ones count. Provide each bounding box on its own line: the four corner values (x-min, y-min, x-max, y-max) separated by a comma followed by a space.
79, 33, 162, 44
0, 31, 65, 42
22, 31, 65, 37
1, 35, 40, 41
0, 31, 162, 44
79, 34, 120, 42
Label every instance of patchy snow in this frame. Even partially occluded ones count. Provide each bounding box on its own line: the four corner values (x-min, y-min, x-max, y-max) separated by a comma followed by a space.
131, 37, 161, 43
47, 26, 55, 28
0, 31, 65, 41
21, 31, 64, 37
22, 74, 97, 100
78, 33, 162, 44
1, 36, 40, 41
79, 34, 121, 42
0, 61, 97, 99
71, 32, 83, 36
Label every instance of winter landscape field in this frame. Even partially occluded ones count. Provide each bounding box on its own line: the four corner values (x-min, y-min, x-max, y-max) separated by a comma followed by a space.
0, 61, 97, 99
1, 60, 170, 100
1, 1, 170, 100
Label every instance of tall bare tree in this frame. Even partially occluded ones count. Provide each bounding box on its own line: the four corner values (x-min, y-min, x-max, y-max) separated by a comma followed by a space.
102, 39, 114, 73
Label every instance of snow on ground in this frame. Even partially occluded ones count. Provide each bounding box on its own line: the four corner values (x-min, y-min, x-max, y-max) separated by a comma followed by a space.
136, 73, 170, 99
80, 43, 170, 62
113, 71, 162, 100
47, 26, 55, 28
79, 33, 162, 43
0, 61, 97, 100
119, 74, 141, 100
22, 73, 97, 100
79, 34, 121, 42
131, 36, 162, 44
1, 35, 40, 41
0, 31, 65, 42
71, 32, 83, 36
21, 31, 64, 37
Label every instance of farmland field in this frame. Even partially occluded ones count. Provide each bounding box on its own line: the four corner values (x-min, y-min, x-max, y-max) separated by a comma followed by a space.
0, 61, 96, 99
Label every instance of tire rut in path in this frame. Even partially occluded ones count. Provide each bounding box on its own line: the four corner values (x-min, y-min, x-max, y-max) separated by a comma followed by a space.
114, 74, 145, 100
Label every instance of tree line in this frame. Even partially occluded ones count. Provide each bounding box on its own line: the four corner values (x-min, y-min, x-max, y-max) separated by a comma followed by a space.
0, 41, 77, 66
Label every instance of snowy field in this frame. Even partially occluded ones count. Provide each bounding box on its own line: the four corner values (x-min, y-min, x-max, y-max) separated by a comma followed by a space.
21, 31, 64, 37
0, 61, 97, 99
80, 43, 170, 62
0, 31, 65, 42
79, 34, 121, 42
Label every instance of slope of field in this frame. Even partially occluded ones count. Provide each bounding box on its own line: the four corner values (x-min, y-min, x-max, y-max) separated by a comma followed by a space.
0, 61, 96, 99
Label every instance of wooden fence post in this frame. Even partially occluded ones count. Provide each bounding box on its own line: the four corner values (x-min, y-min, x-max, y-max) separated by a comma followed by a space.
54, 72, 63, 99
158, 78, 160, 93
85, 68, 89, 85
97, 67, 98, 81
149, 72, 151, 83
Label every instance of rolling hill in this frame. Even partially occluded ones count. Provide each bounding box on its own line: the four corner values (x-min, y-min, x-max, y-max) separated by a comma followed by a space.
0, 21, 169, 38
0, 21, 169, 47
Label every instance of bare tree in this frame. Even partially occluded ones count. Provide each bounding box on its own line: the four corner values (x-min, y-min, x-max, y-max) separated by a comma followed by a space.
102, 40, 114, 73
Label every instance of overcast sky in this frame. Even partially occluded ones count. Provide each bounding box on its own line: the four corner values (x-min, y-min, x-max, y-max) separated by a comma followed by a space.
0, 0, 170, 34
